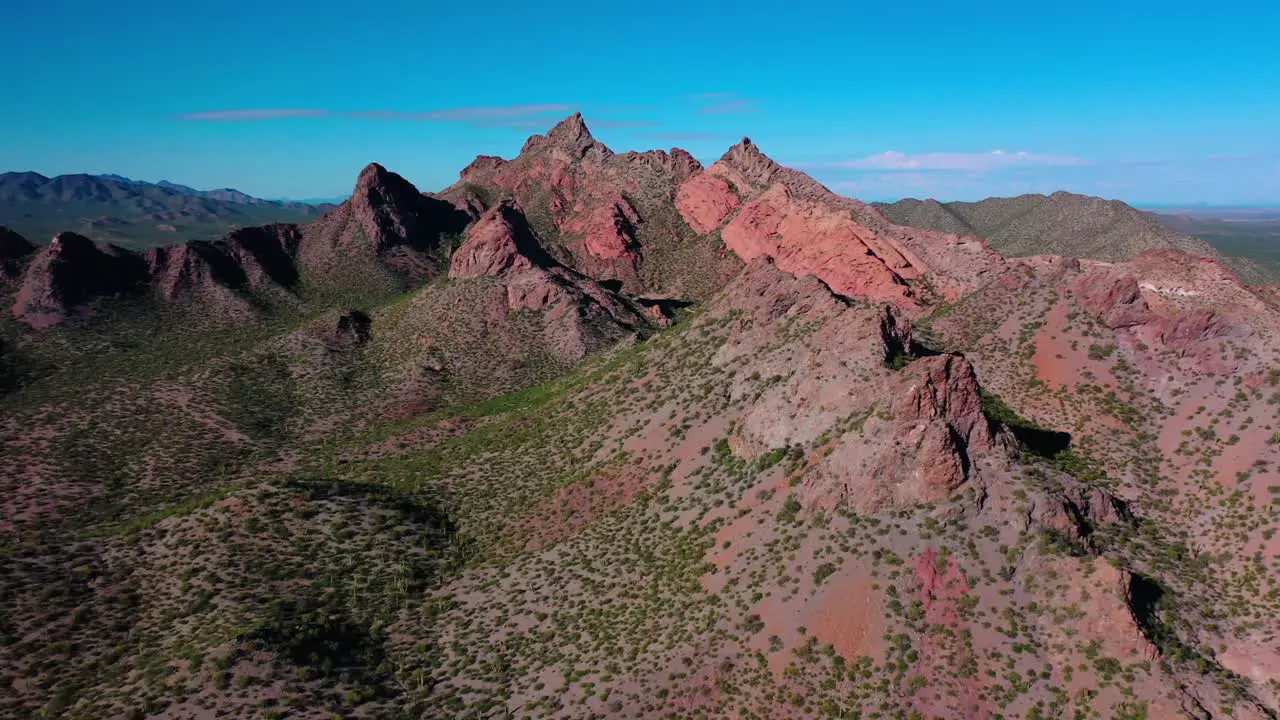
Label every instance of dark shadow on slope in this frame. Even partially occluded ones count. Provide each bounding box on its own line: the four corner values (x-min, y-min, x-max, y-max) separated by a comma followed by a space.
980, 388, 1072, 457
1127, 572, 1165, 631
635, 296, 694, 313
227, 224, 302, 289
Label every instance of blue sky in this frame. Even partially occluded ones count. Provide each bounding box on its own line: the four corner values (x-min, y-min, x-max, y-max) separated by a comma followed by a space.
3, 0, 1278, 204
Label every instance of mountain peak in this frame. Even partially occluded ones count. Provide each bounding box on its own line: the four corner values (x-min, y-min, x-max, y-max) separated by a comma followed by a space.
548, 111, 589, 139
719, 137, 785, 188
522, 113, 612, 161
355, 162, 395, 188
350, 163, 426, 212
49, 231, 98, 254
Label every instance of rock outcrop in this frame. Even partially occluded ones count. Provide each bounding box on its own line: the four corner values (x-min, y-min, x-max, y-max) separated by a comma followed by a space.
300, 163, 469, 276
449, 203, 541, 279
316, 309, 372, 350
1068, 252, 1257, 371
722, 184, 920, 305
1074, 273, 1153, 328
438, 114, 713, 296
449, 202, 646, 360
675, 173, 741, 234
12, 233, 150, 328
0, 227, 37, 283
675, 138, 1008, 310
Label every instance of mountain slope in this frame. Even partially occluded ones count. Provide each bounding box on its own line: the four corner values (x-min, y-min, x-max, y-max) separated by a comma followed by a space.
877, 192, 1274, 284
3, 116, 1280, 720
0, 171, 332, 249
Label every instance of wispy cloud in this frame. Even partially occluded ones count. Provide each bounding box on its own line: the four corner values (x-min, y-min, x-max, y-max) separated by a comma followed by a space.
347, 103, 576, 124
178, 104, 579, 126
637, 132, 723, 142
691, 92, 757, 115
466, 118, 558, 129
175, 109, 327, 121
804, 150, 1091, 173
590, 119, 659, 129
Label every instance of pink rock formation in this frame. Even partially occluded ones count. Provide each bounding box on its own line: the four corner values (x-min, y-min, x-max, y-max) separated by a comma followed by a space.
449, 204, 537, 279
562, 195, 641, 262
447, 201, 649, 360
722, 184, 919, 305
894, 354, 994, 455
1074, 273, 1154, 328
676, 173, 741, 233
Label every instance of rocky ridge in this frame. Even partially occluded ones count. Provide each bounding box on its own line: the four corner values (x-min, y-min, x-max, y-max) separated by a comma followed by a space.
3, 114, 1279, 719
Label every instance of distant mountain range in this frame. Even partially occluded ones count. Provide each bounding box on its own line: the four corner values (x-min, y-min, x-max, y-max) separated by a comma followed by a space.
875, 192, 1276, 284
0, 171, 334, 249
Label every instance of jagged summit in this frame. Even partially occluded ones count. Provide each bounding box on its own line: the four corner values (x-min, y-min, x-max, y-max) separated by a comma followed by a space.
721, 135, 778, 169
352, 162, 418, 199
710, 136, 831, 199
297, 161, 470, 272
521, 112, 613, 161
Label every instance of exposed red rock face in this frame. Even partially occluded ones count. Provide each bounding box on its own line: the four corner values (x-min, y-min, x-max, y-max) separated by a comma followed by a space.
718, 138, 787, 189
1063, 255, 1255, 373
0, 227, 37, 283
458, 155, 507, 182
1074, 273, 1153, 328
707, 260, 995, 513
520, 112, 612, 163
438, 114, 711, 296
894, 355, 994, 454
642, 302, 673, 327
675, 173, 740, 234
563, 195, 640, 262
432, 186, 486, 220
722, 184, 919, 305
618, 147, 702, 180
1153, 307, 1241, 351
671, 137, 1007, 308
870, 218, 1009, 302
13, 232, 149, 328
449, 203, 539, 279
1101, 566, 1162, 661
869, 355, 993, 505
448, 201, 647, 360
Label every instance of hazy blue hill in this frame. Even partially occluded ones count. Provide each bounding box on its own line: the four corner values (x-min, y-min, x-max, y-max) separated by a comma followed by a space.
0, 171, 332, 249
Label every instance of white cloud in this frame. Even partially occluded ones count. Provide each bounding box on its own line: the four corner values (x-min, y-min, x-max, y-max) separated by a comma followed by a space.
804, 150, 1091, 173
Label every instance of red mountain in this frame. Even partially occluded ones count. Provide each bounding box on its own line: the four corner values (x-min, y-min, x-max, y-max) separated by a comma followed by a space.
6, 114, 1280, 719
